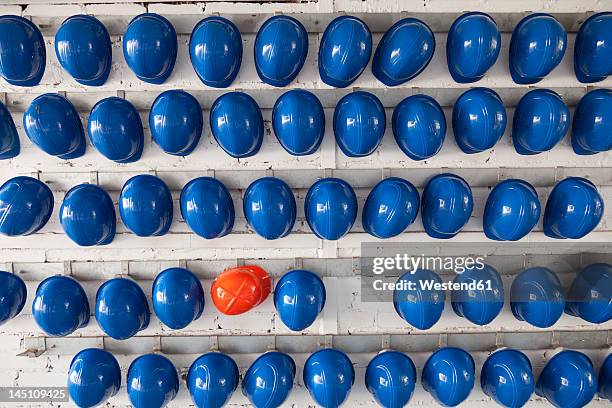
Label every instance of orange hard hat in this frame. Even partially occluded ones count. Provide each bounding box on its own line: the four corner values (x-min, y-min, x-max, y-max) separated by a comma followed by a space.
211, 265, 271, 315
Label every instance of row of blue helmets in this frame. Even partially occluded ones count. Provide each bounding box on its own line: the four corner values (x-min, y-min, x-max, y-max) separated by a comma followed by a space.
1, 268, 324, 337
0, 12, 610, 88
1, 263, 609, 338
393, 263, 612, 331
66, 346, 612, 408
2, 85, 610, 161
0, 174, 603, 244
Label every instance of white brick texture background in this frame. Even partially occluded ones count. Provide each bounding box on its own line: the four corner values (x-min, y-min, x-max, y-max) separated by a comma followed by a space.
0, 0, 610, 407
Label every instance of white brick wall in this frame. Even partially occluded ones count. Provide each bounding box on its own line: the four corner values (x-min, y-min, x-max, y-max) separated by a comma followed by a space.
0, 0, 610, 406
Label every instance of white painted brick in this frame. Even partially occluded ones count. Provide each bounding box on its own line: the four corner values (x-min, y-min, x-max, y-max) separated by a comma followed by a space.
2, 2, 611, 405
0, 5, 23, 14
1, 40, 610, 175
1, 33, 609, 98
9, 270, 610, 339
1, 349, 611, 406
9, 0, 605, 34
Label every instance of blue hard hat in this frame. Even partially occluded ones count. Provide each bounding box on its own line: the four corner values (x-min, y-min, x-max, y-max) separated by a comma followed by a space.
483, 179, 541, 241
365, 350, 417, 408
334, 91, 386, 157
574, 12, 612, 83
254, 15, 308, 87
152, 267, 204, 329
24, 93, 86, 159
68, 348, 121, 408
421, 173, 473, 239
372, 18, 435, 86
452, 87, 506, 154
187, 352, 239, 408
150, 90, 203, 156
95, 278, 150, 340
565, 263, 611, 324
393, 269, 445, 330
318, 16, 372, 88
536, 350, 597, 408
392, 94, 446, 161
422, 347, 475, 406
210, 92, 263, 158
543, 177, 604, 239
0, 271, 26, 326
572, 89, 612, 155
119, 174, 173, 237
272, 89, 325, 156
60, 184, 116, 246
180, 177, 234, 239
512, 89, 569, 155
303, 348, 355, 408
55, 15, 111, 86
88, 97, 144, 163
189, 17, 242, 88
509, 13, 567, 84
305, 178, 357, 240
123, 13, 177, 84
447, 12, 501, 83
243, 177, 296, 240
0, 15, 45, 87
127, 354, 179, 408
32, 275, 90, 337
362, 177, 419, 239
510, 267, 564, 328
599, 354, 612, 400
274, 269, 326, 331
0, 176, 53, 236
451, 264, 504, 325
242, 351, 296, 408
0, 101, 20, 159
480, 348, 534, 408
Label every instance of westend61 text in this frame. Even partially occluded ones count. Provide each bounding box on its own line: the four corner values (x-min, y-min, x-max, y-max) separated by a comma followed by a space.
372, 279, 494, 292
